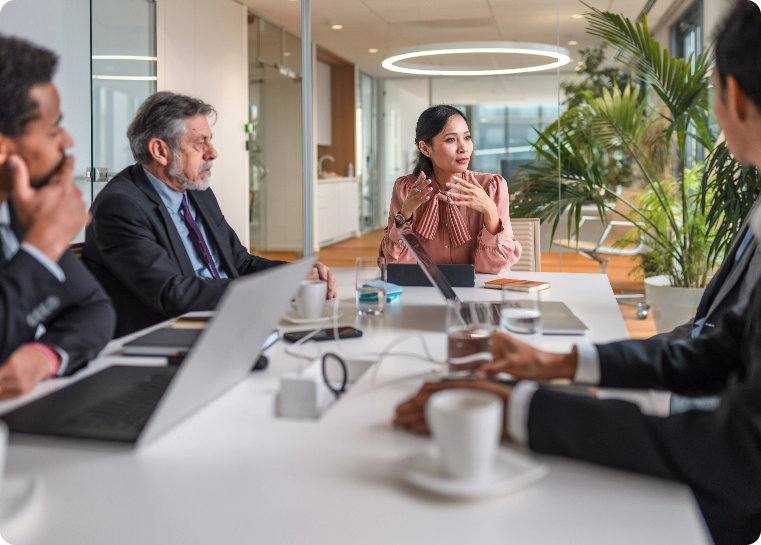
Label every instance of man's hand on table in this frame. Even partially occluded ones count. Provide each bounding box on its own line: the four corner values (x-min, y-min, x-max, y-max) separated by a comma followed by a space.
0, 345, 57, 398
393, 380, 513, 439
477, 332, 578, 381
307, 262, 338, 299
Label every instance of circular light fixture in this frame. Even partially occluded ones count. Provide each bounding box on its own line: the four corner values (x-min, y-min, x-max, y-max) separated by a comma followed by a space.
382, 42, 570, 76
368, 48, 378, 53
331, 24, 343, 30
571, 13, 584, 19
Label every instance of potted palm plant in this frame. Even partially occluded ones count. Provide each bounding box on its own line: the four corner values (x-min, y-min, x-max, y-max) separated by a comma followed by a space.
510, 6, 761, 332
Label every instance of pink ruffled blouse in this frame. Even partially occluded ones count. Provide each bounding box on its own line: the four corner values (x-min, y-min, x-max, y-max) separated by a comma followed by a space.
380, 171, 522, 274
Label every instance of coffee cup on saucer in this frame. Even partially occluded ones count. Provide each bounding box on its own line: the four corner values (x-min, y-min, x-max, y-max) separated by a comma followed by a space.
294, 280, 327, 319
425, 389, 503, 481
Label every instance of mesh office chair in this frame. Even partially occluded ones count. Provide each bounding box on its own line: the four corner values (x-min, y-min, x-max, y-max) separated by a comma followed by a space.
554, 189, 650, 319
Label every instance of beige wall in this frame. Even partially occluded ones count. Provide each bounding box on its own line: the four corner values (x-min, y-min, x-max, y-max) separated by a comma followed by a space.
156, 0, 250, 248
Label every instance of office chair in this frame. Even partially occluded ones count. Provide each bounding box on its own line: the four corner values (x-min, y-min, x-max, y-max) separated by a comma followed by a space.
553, 189, 649, 319
510, 218, 541, 272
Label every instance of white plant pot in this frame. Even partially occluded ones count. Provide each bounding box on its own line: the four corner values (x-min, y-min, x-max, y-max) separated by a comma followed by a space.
644, 275, 706, 334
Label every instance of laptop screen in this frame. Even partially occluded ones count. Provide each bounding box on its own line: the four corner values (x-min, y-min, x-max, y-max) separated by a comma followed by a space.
400, 225, 459, 302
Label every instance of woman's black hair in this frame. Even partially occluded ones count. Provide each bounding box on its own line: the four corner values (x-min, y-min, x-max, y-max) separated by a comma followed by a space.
413, 105, 469, 177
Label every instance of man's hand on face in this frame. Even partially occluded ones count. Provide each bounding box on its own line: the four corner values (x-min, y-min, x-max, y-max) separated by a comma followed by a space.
306, 262, 338, 299
0, 345, 57, 399
9, 154, 89, 262
393, 380, 513, 439
477, 332, 578, 381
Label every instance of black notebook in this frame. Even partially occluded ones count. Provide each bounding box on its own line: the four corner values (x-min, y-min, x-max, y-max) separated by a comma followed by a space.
122, 328, 203, 356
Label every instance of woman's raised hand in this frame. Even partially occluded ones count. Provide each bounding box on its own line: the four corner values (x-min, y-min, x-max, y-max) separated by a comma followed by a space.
400, 173, 432, 219
448, 171, 500, 234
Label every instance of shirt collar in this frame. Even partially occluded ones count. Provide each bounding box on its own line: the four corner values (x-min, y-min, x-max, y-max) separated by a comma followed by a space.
0, 201, 10, 226
143, 166, 185, 213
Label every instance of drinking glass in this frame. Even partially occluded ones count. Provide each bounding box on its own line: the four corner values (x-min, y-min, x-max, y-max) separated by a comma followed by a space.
446, 301, 493, 376
500, 288, 543, 347
355, 257, 386, 315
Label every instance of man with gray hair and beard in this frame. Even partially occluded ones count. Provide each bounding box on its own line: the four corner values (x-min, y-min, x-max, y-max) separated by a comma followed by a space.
84, 91, 336, 336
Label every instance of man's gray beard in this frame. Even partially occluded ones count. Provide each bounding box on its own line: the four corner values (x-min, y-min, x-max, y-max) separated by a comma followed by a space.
169, 156, 212, 191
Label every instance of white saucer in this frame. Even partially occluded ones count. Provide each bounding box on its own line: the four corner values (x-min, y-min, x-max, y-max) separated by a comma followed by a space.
0, 475, 45, 537
397, 447, 548, 500
282, 306, 343, 324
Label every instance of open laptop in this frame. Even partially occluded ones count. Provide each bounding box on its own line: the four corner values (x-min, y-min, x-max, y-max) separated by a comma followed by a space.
399, 226, 588, 335
1, 257, 317, 447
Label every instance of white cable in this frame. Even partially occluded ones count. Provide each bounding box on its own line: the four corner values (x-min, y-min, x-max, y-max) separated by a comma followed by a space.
283, 294, 448, 389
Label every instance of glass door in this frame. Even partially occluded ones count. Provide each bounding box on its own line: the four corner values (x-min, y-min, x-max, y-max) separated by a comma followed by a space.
90, 0, 157, 199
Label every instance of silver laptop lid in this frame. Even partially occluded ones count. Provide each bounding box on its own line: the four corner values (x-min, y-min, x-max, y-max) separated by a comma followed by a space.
400, 225, 459, 302
138, 257, 317, 447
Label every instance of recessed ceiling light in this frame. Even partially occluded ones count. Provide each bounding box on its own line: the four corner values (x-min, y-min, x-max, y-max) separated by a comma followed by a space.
571, 13, 584, 19
284, 52, 292, 56
368, 48, 378, 53
568, 40, 578, 45
331, 24, 343, 30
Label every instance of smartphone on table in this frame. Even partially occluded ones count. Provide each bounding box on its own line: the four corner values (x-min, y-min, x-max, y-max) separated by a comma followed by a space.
283, 327, 363, 343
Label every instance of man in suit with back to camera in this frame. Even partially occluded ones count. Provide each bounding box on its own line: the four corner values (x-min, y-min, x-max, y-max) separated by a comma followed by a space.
395, 3, 761, 544
0, 35, 116, 398
84, 91, 337, 337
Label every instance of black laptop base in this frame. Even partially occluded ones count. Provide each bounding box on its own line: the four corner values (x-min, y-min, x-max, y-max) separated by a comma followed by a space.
1, 365, 177, 444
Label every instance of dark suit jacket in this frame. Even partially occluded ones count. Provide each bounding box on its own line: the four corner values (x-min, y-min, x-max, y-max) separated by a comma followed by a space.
0, 202, 115, 374
527, 284, 761, 545
83, 164, 285, 337
668, 196, 761, 339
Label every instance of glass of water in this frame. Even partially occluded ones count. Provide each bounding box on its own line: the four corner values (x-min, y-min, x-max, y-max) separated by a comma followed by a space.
446, 301, 494, 376
500, 287, 543, 346
355, 257, 386, 315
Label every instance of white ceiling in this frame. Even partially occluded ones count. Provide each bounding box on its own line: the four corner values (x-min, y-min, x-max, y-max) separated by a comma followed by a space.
241, 0, 664, 78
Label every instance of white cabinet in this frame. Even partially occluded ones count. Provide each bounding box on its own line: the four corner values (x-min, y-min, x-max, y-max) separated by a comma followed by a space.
316, 178, 359, 247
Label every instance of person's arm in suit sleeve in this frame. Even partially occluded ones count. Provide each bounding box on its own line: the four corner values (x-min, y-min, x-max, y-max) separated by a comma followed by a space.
474, 176, 521, 274
89, 192, 234, 315
34, 250, 115, 375
0, 250, 73, 363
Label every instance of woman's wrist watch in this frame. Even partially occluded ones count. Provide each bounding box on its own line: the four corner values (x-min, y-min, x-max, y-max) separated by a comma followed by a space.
395, 210, 412, 227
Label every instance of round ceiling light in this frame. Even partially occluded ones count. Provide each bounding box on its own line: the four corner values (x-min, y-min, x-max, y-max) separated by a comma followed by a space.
382, 41, 570, 76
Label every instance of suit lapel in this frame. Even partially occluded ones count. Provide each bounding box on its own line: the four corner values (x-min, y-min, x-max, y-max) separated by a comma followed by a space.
699, 195, 761, 319
131, 166, 196, 276
187, 192, 238, 278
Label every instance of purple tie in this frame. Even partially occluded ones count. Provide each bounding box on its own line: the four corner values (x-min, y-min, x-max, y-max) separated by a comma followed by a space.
179, 193, 221, 279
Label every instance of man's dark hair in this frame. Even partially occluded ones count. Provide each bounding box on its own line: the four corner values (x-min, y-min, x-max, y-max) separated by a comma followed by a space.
127, 91, 216, 165
0, 35, 57, 137
715, 0, 761, 111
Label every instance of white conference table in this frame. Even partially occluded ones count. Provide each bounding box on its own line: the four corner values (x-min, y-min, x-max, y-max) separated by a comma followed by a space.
0, 269, 711, 544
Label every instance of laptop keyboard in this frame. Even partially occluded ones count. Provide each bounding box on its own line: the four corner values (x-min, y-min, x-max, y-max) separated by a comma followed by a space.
63, 372, 174, 432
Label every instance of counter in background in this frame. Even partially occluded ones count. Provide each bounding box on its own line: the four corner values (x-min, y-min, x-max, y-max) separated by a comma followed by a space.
316, 176, 359, 247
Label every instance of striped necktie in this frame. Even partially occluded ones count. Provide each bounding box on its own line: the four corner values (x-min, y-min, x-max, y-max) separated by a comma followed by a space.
179, 193, 221, 279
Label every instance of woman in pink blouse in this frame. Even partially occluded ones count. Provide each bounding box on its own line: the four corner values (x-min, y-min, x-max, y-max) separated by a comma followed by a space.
380, 105, 521, 274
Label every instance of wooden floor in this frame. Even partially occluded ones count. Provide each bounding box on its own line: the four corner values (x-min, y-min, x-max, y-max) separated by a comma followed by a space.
255, 229, 657, 339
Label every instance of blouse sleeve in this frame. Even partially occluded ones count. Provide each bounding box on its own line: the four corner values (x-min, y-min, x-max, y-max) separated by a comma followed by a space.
474, 175, 522, 274
379, 176, 417, 264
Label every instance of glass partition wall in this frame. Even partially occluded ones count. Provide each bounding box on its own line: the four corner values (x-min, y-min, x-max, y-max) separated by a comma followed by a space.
247, 14, 304, 254
90, 0, 157, 199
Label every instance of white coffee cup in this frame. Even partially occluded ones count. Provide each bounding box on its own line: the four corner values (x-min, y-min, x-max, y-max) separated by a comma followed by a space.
425, 389, 503, 481
295, 280, 327, 319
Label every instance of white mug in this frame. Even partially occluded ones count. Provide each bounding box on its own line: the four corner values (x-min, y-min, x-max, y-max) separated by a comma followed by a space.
425, 389, 503, 481
295, 280, 327, 319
